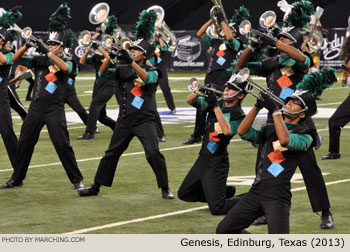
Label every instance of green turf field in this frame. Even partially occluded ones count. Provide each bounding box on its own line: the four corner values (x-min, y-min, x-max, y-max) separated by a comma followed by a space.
0, 71, 349, 234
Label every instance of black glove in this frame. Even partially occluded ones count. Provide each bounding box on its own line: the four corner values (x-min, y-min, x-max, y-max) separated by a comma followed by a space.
205, 92, 218, 109
95, 26, 102, 33
259, 92, 280, 113
25, 38, 36, 49
155, 32, 162, 39
250, 37, 262, 49
36, 40, 49, 54
215, 10, 225, 24
254, 98, 264, 109
258, 33, 277, 47
91, 42, 99, 50
117, 49, 133, 64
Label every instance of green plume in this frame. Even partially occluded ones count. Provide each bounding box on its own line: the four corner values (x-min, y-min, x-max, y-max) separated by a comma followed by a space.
283, 0, 314, 30
229, 6, 250, 25
296, 68, 337, 97
65, 28, 73, 49
134, 9, 157, 42
48, 3, 71, 31
105, 15, 118, 35
0, 6, 22, 29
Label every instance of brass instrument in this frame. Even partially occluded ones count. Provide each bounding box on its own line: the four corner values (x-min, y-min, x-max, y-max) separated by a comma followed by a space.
147, 5, 177, 52
187, 77, 223, 96
89, 2, 110, 32
303, 7, 325, 52
236, 68, 284, 106
206, 0, 230, 39
239, 11, 278, 38
13, 24, 49, 50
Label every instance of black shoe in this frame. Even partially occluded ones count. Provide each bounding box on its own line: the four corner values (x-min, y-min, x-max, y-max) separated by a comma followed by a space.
77, 132, 94, 140
161, 187, 174, 199
252, 215, 267, 226
25, 96, 31, 101
78, 185, 100, 197
0, 179, 23, 189
73, 181, 85, 190
322, 152, 341, 160
159, 136, 166, 142
321, 212, 334, 229
183, 136, 202, 145
95, 127, 100, 134
170, 109, 176, 114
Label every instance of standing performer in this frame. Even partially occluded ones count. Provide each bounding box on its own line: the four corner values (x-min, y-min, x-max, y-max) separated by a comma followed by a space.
0, 7, 22, 169
322, 35, 350, 160
78, 38, 173, 199
183, 6, 248, 145
178, 75, 248, 215
0, 4, 85, 192
235, 1, 334, 229
77, 16, 119, 140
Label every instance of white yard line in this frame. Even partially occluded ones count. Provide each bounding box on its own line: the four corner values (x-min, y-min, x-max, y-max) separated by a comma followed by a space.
64, 178, 350, 234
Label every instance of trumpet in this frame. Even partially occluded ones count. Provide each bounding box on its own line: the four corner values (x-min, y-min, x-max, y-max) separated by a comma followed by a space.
147, 5, 177, 52
13, 24, 49, 50
102, 35, 132, 55
235, 68, 284, 106
239, 11, 279, 38
78, 30, 108, 48
206, 0, 230, 39
187, 77, 223, 97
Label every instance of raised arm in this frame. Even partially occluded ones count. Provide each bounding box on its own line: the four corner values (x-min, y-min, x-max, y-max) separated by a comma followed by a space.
196, 19, 212, 39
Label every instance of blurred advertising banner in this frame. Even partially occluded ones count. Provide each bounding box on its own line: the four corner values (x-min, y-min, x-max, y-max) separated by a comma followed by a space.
319, 28, 346, 68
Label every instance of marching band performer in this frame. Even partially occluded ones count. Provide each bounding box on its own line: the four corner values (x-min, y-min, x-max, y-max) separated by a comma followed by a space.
0, 7, 21, 170
178, 75, 249, 215
78, 37, 174, 199
0, 4, 85, 192
183, 6, 248, 145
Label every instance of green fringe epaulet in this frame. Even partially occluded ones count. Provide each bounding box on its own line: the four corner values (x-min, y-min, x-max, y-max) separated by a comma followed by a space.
296, 68, 337, 97
65, 29, 73, 49
105, 15, 118, 35
48, 3, 71, 32
229, 6, 250, 25
134, 9, 157, 42
0, 6, 22, 29
283, 0, 314, 29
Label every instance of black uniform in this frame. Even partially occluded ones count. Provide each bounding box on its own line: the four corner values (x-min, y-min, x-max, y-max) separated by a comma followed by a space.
188, 35, 240, 141
93, 63, 169, 188
64, 60, 89, 125
10, 55, 83, 184
246, 55, 331, 213
153, 42, 176, 112
83, 54, 116, 134
178, 98, 245, 215
217, 123, 315, 234
0, 48, 18, 167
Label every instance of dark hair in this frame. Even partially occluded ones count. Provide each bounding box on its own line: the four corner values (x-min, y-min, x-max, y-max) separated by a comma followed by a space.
340, 36, 350, 62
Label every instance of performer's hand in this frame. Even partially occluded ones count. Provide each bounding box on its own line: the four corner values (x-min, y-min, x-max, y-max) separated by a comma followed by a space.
254, 98, 264, 109
205, 92, 218, 108
260, 92, 280, 113
215, 9, 225, 24
250, 37, 262, 49
258, 33, 277, 47
155, 32, 162, 39
91, 42, 99, 50
36, 40, 49, 55
117, 49, 133, 64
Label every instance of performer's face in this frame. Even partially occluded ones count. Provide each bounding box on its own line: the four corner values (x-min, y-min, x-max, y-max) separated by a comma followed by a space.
222, 86, 241, 101
283, 99, 306, 121
48, 43, 63, 55
130, 49, 146, 62
278, 36, 295, 47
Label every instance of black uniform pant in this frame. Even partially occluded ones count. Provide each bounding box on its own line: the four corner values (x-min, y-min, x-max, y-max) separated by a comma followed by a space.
26, 77, 34, 99
64, 89, 88, 125
191, 70, 231, 138
328, 95, 350, 153
94, 117, 169, 188
216, 180, 291, 234
266, 116, 330, 212
178, 154, 236, 215
153, 97, 165, 138
86, 78, 116, 133
158, 66, 175, 111
8, 85, 27, 120
0, 99, 18, 168
11, 103, 83, 184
